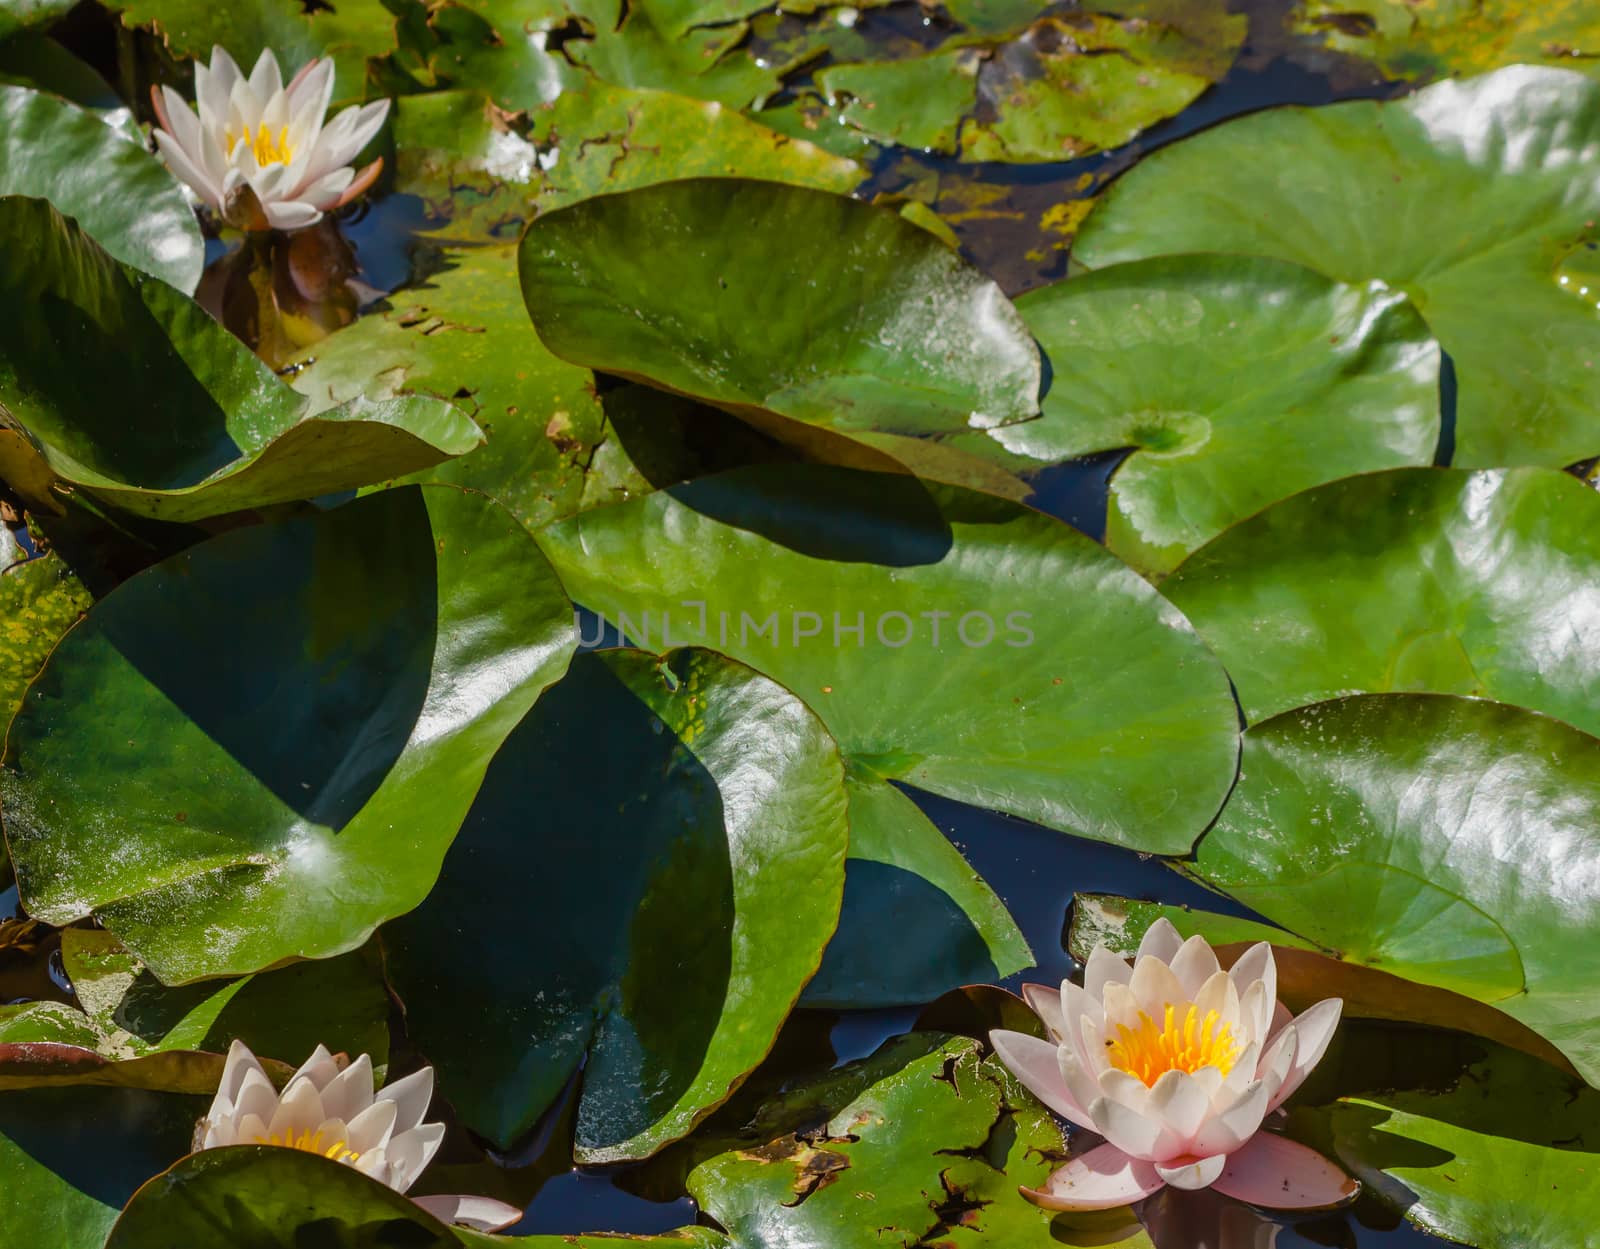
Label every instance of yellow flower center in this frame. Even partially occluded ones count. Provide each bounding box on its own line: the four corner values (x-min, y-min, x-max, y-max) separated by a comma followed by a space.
1107, 1003, 1241, 1087
229, 123, 295, 166
255, 1127, 361, 1163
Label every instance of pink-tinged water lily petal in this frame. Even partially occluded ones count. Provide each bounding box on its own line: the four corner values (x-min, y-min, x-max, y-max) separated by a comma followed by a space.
1189, 1066, 1224, 1100
1268, 999, 1293, 1040
306, 99, 387, 180
387, 1122, 446, 1194
1090, 1096, 1177, 1162
1148, 1069, 1210, 1142
266, 1077, 325, 1141
1192, 969, 1241, 1030
1228, 941, 1276, 1004
232, 1069, 280, 1127
288, 1044, 341, 1092
262, 199, 323, 230
348, 1097, 399, 1155
235, 1112, 271, 1146
354, 1145, 389, 1181
216, 1040, 267, 1106
1169, 934, 1221, 998
1080, 1010, 1112, 1076
319, 1054, 376, 1124
1101, 982, 1142, 1037
1268, 999, 1342, 1112
195, 45, 241, 132
1239, 980, 1271, 1046
1020, 1142, 1165, 1212
990, 1031, 1095, 1130
1137, 918, 1184, 964
1021, 983, 1066, 1040
1130, 955, 1187, 1020
1155, 1152, 1227, 1191
1190, 1080, 1269, 1157
1061, 979, 1106, 1039
1058, 1044, 1104, 1121
286, 58, 334, 118
1221, 1040, 1261, 1093
1211, 1132, 1359, 1210
331, 157, 383, 208
412, 1194, 524, 1233
154, 129, 222, 208
1085, 945, 1134, 1000
380, 1066, 437, 1136
299, 166, 355, 210
1255, 1024, 1297, 1103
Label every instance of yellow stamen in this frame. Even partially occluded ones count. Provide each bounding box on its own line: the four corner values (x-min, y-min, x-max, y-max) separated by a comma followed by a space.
254, 1127, 361, 1163
1106, 1003, 1241, 1087
226, 123, 295, 166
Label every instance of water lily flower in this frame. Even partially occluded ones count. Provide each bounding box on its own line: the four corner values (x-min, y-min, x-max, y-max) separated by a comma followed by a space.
990, 919, 1356, 1212
196, 1041, 521, 1233
151, 47, 388, 232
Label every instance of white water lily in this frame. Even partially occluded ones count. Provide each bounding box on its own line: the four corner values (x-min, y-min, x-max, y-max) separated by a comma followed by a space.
990, 919, 1357, 1212
151, 47, 388, 231
196, 1041, 522, 1233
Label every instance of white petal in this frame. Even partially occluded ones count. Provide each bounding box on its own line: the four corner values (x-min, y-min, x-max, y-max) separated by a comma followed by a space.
300, 165, 356, 209
1021, 984, 1065, 1040
348, 1098, 399, 1155
1022, 1143, 1165, 1212
1089, 1095, 1167, 1161
267, 1078, 327, 1140
1096, 1068, 1152, 1116
380, 1066, 437, 1136
233, 1068, 281, 1126
262, 199, 323, 230
1080, 1010, 1112, 1075
1268, 998, 1342, 1111
320, 1054, 377, 1124
248, 48, 284, 100
1137, 918, 1185, 964
289, 1045, 342, 1093
236, 1112, 271, 1145
304, 99, 387, 182
1239, 980, 1271, 1047
1148, 1070, 1210, 1143
214, 1040, 266, 1111
1229, 941, 1276, 1002
355, 1144, 389, 1181
386, 1122, 445, 1194
990, 1031, 1095, 1130
1084, 945, 1133, 1001
1256, 1023, 1298, 1104
1129, 955, 1187, 1020
412, 1194, 524, 1233
1191, 1079, 1270, 1157
1193, 969, 1242, 1032
1155, 1153, 1227, 1191
1169, 934, 1221, 998
1057, 1044, 1104, 1122
1222, 1040, 1261, 1093
1101, 982, 1142, 1035
154, 128, 222, 207
287, 58, 335, 118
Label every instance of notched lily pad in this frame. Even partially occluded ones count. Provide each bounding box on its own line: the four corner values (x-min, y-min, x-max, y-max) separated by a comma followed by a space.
0, 551, 90, 731
0, 86, 201, 290
383, 647, 850, 1159
519, 177, 1042, 442
2, 485, 576, 983
0, 197, 482, 522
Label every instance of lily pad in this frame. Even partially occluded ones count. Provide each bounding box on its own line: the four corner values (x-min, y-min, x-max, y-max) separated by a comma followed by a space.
382, 647, 850, 1159
0, 87, 201, 291
104, 0, 400, 101
985, 254, 1440, 575
0, 33, 139, 137
1289, 0, 1600, 84
0, 552, 90, 731
802, 769, 1032, 1008
0, 197, 482, 523
816, 49, 981, 155
1325, 1042, 1600, 1247
539, 464, 1240, 856
105, 1146, 462, 1249
519, 178, 1042, 441
679, 1032, 1117, 1248
0, 0, 75, 37
0, 1085, 203, 1249
1066, 894, 1574, 1073
1194, 693, 1600, 1085
1073, 65, 1600, 468
1165, 467, 1600, 729
2, 485, 576, 983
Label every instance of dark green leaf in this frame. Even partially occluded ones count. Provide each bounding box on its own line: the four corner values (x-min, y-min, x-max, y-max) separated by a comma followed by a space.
3, 485, 575, 982
0, 552, 90, 733
383, 647, 850, 1159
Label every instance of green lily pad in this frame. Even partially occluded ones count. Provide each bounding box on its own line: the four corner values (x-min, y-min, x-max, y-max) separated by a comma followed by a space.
0, 0, 75, 37
1165, 467, 1600, 729
519, 179, 1042, 441
105, 1146, 463, 1249
1065, 894, 1573, 1073
104, 0, 400, 101
1289, 0, 1600, 84
0, 88, 201, 291
0, 197, 482, 523
2, 485, 576, 983
816, 49, 981, 155
679, 1033, 1108, 1248
383, 647, 850, 1159
0, 1085, 204, 1249
539, 465, 1239, 856
1324, 1042, 1600, 1247
986, 254, 1440, 575
0, 929, 391, 1091
801, 769, 1032, 1008
0, 552, 90, 732
1195, 693, 1600, 1085
0, 33, 139, 137
376, 0, 582, 112
1073, 64, 1600, 468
